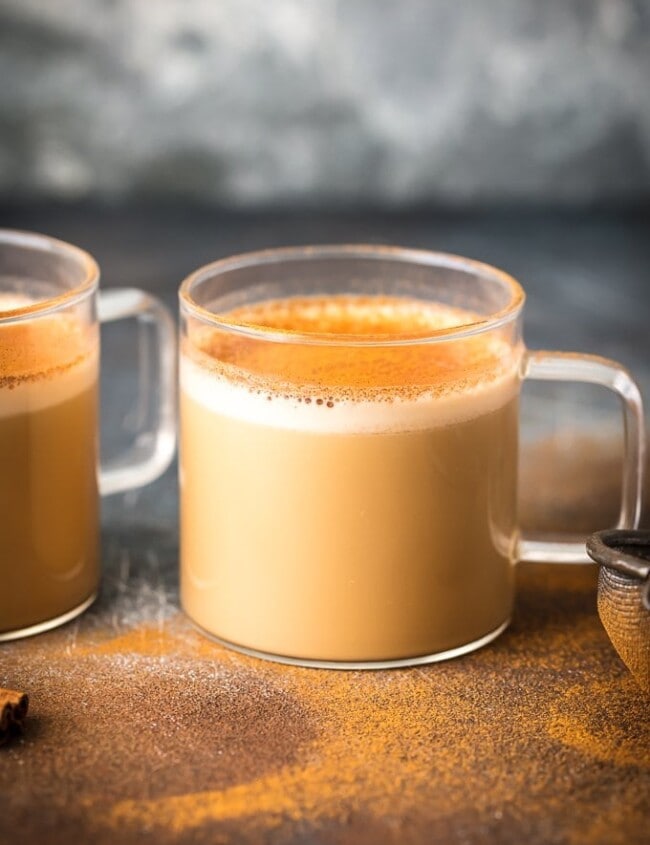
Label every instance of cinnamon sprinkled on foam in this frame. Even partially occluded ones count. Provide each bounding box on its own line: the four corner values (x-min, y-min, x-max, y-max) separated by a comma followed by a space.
0, 297, 98, 414
182, 296, 520, 432
221, 294, 477, 339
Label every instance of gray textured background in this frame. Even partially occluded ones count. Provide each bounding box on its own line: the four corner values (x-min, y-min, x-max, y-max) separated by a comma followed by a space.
1, 0, 650, 206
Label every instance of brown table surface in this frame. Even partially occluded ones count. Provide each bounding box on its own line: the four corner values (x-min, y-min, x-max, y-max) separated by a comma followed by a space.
1, 206, 649, 845
3, 517, 649, 845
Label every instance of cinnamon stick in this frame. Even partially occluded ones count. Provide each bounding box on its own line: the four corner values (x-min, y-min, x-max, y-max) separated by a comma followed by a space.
0, 688, 28, 745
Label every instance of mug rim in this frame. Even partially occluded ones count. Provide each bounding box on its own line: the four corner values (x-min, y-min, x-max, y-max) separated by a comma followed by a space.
0, 228, 99, 324
179, 244, 526, 347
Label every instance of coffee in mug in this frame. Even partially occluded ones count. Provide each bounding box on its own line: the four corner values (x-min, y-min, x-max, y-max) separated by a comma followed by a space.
0, 230, 176, 640
178, 246, 644, 668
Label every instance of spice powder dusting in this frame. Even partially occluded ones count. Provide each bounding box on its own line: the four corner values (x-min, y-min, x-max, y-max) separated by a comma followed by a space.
1, 560, 649, 845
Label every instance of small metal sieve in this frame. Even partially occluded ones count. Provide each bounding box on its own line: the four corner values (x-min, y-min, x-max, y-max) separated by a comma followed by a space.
586, 529, 650, 692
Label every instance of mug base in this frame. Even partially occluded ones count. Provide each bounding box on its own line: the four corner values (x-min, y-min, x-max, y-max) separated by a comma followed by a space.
0, 592, 97, 642
189, 617, 511, 670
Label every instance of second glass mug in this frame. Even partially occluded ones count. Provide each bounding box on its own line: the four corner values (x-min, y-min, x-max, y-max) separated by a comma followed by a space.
178, 245, 645, 669
0, 230, 175, 641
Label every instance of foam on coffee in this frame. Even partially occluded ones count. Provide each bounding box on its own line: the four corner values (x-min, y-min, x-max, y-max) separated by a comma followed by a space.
181, 295, 520, 433
0, 294, 97, 418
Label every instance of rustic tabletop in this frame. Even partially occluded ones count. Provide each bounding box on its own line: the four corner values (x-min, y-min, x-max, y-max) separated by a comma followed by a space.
1, 205, 649, 845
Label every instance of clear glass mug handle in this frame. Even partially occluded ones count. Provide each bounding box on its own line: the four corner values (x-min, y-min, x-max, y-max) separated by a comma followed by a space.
518, 351, 645, 564
97, 288, 176, 496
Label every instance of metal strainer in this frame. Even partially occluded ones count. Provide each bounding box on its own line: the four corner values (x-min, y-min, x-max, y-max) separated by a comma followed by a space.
587, 529, 650, 692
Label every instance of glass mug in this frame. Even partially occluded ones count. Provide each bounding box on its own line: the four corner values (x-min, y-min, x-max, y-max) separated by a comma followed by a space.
0, 230, 176, 641
179, 245, 645, 669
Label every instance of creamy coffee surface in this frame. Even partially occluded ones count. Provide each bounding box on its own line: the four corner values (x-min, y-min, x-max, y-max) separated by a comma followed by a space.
180, 295, 520, 663
182, 295, 520, 432
0, 294, 98, 416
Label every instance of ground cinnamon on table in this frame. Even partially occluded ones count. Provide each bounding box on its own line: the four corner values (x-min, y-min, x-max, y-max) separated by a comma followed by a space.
2, 590, 649, 844
0, 687, 28, 745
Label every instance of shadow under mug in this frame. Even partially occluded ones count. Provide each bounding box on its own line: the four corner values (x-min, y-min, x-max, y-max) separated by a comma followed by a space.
179, 245, 645, 669
0, 229, 176, 641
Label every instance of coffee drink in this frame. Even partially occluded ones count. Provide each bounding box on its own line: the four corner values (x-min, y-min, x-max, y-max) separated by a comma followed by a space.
180, 295, 520, 662
0, 296, 99, 636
